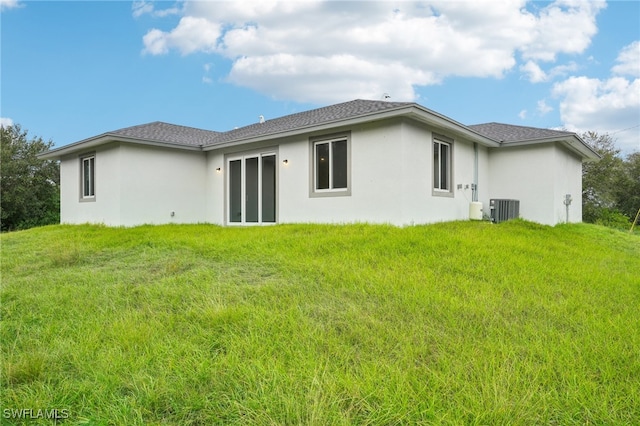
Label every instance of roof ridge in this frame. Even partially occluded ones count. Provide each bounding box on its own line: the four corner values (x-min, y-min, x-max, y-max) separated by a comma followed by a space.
107, 121, 161, 134
236, 98, 413, 124
103, 121, 220, 147
109, 121, 220, 135
155, 121, 221, 133
205, 98, 417, 146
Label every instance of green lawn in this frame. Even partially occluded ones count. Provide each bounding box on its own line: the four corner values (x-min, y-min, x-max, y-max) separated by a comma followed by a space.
1, 221, 639, 425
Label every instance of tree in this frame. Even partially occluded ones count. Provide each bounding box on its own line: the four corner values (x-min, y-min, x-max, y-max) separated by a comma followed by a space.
1, 124, 60, 231
617, 151, 640, 221
581, 132, 625, 223
581, 131, 640, 228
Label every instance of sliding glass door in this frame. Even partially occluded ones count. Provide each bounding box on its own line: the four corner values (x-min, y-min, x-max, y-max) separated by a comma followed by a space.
228, 153, 276, 224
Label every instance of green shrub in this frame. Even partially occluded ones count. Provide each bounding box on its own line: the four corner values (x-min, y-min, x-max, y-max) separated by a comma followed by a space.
593, 208, 631, 230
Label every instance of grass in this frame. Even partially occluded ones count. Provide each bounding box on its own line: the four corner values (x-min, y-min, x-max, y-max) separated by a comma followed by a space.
1, 220, 639, 425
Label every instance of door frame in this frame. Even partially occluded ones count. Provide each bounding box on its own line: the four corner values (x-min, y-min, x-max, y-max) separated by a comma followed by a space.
225, 148, 278, 226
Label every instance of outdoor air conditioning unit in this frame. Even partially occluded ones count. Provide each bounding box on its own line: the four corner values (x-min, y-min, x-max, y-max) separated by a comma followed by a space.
490, 199, 520, 223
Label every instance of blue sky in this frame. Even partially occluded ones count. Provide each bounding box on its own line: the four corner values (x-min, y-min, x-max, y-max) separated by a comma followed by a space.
2, 1, 639, 155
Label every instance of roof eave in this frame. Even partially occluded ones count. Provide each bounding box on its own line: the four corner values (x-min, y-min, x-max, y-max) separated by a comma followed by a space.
37, 134, 203, 159
406, 105, 501, 147
496, 135, 600, 161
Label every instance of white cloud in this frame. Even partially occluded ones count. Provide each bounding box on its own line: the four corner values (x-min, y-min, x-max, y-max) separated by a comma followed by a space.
0, 117, 14, 128
537, 99, 553, 115
521, 60, 579, 83
140, 0, 606, 103
132, 1, 154, 18
0, 0, 21, 11
611, 40, 640, 77
553, 75, 640, 154
142, 29, 169, 55
132, 1, 181, 19
549, 62, 579, 78
143, 17, 221, 55
519, 110, 527, 119
552, 41, 640, 154
521, 60, 547, 83
520, 0, 606, 62
202, 63, 213, 84
228, 54, 436, 103
167, 16, 220, 55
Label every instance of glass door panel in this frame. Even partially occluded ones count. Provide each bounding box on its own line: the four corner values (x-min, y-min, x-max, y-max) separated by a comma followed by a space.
227, 153, 276, 225
245, 157, 259, 223
262, 155, 276, 223
229, 159, 242, 223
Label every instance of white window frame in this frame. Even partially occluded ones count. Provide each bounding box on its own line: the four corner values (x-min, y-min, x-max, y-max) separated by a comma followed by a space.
80, 154, 96, 201
310, 133, 351, 197
433, 137, 453, 196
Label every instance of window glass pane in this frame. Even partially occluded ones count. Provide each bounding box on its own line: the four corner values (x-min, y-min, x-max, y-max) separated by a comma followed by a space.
433, 142, 440, 189
332, 140, 348, 189
441, 143, 449, 190
245, 157, 259, 223
90, 158, 95, 196
89, 158, 94, 196
316, 143, 329, 189
83, 159, 89, 197
83, 157, 95, 197
261, 155, 276, 223
229, 159, 242, 222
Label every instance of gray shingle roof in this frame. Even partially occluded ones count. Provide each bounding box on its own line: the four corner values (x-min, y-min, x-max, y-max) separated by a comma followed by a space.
468, 122, 574, 143
209, 99, 413, 145
43, 99, 593, 161
110, 103, 575, 148
106, 99, 414, 148
109, 122, 221, 146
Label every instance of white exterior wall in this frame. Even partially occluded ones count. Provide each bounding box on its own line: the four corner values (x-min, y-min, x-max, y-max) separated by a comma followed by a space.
117, 144, 207, 226
206, 120, 483, 226
398, 121, 480, 224
551, 145, 583, 224
278, 121, 408, 224
60, 143, 207, 226
476, 144, 491, 219
488, 143, 583, 225
60, 144, 122, 225
206, 151, 225, 225
59, 121, 583, 228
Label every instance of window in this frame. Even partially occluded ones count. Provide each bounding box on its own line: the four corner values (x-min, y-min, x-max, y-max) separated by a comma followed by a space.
312, 134, 350, 196
433, 139, 451, 193
81, 155, 95, 200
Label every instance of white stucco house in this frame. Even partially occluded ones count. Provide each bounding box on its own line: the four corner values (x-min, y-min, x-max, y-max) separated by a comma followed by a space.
39, 99, 598, 227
